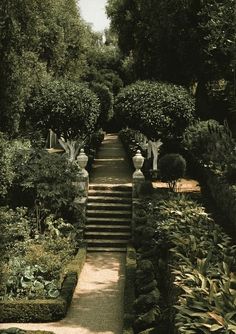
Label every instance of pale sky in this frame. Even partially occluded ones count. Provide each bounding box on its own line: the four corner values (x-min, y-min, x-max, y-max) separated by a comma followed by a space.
79, 0, 110, 32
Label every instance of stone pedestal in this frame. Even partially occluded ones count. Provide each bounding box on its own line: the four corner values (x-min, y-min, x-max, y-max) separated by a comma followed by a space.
73, 150, 89, 233
132, 172, 145, 199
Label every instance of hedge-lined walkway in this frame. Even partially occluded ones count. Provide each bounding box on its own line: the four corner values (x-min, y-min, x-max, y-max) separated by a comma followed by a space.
0, 253, 126, 334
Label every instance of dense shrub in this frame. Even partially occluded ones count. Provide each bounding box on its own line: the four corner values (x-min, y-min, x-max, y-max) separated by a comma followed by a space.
183, 119, 236, 178
0, 236, 77, 301
89, 82, 113, 128
13, 150, 80, 226
133, 194, 236, 334
158, 154, 186, 191
0, 207, 31, 258
114, 81, 195, 141
0, 247, 86, 322
0, 134, 31, 203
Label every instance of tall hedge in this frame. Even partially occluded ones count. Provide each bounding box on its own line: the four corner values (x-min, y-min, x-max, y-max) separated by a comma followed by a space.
114, 81, 195, 140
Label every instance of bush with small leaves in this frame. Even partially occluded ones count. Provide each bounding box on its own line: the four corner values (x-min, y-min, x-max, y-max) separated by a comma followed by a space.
158, 154, 186, 191
114, 81, 195, 141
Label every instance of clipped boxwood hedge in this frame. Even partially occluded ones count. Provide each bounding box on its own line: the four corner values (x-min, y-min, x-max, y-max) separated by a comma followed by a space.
0, 330, 55, 334
0, 247, 86, 323
123, 244, 137, 334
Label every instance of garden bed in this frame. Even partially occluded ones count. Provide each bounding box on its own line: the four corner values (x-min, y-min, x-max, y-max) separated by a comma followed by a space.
0, 247, 86, 322
132, 190, 236, 334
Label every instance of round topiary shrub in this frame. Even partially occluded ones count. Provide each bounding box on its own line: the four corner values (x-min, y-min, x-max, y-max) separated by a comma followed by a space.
158, 153, 186, 191
114, 81, 195, 141
27, 79, 100, 140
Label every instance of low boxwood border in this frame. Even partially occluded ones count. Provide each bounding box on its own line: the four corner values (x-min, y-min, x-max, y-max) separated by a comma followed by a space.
0, 246, 87, 323
0, 329, 55, 334
123, 243, 137, 334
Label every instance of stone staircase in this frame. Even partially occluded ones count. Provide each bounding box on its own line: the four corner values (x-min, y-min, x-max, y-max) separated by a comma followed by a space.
85, 184, 132, 252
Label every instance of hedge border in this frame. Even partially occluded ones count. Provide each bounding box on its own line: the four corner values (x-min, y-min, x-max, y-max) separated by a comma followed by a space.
0, 246, 87, 323
0, 330, 55, 334
123, 243, 137, 334
184, 150, 236, 238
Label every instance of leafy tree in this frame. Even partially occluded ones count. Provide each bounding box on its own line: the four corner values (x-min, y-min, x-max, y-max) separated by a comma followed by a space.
27, 79, 100, 161
114, 81, 195, 141
107, 0, 235, 125
107, 0, 235, 85
0, 0, 90, 136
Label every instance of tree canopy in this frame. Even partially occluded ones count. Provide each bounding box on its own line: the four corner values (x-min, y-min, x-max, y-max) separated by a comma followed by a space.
114, 81, 195, 141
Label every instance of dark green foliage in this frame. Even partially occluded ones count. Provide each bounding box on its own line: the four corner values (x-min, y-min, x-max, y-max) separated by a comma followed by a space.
0, 247, 86, 322
0, 0, 90, 136
89, 82, 113, 128
123, 245, 137, 331
119, 129, 143, 158
133, 194, 236, 333
115, 81, 195, 141
27, 79, 100, 141
0, 134, 31, 202
0, 206, 30, 256
0, 298, 66, 322
183, 119, 236, 180
15, 150, 79, 218
107, 0, 235, 125
158, 154, 186, 191
107, 0, 235, 84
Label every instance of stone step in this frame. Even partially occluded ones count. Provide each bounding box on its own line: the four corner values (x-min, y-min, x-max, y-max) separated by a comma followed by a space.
88, 196, 132, 204
87, 202, 132, 210
87, 247, 127, 252
88, 189, 132, 198
87, 209, 132, 218
89, 184, 132, 192
86, 217, 131, 225
85, 231, 131, 240
86, 239, 128, 248
86, 224, 131, 232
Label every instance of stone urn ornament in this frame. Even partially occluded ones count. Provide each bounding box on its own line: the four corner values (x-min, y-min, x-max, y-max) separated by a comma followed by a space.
132, 150, 145, 178
77, 149, 88, 176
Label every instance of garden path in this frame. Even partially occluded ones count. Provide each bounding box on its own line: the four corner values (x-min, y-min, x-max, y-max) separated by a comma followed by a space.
0, 133, 131, 334
90, 133, 132, 184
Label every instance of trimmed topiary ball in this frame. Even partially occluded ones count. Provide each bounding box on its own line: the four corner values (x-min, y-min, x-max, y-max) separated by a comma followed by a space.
158, 153, 186, 191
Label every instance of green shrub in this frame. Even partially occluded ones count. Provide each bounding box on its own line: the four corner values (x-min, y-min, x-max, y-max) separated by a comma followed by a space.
114, 81, 195, 141
0, 247, 86, 322
89, 82, 114, 128
158, 154, 186, 191
183, 119, 236, 178
0, 206, 31, 257
133, 194, 236, 334
14, 150, 80, 227
0, 134, 31, 203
